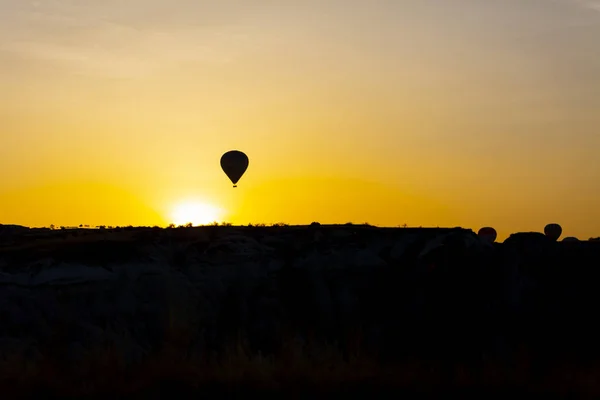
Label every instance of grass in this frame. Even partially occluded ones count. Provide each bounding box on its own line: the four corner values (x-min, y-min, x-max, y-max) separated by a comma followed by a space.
2, 320, 600, 399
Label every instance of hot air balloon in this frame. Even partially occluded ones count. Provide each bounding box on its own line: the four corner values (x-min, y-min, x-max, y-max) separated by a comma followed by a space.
220, 150, 249, 188
478, 227, 497, 244
562, 236, 579, 242
544, 223, 562, 241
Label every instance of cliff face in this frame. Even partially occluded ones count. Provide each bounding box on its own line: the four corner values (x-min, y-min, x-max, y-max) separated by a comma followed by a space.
1, 225, 599, 373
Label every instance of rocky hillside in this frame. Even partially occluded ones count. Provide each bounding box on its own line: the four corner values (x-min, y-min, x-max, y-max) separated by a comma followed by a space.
1, 224, 600, 397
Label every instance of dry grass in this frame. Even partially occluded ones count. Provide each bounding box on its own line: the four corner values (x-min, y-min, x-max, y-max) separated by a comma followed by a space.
2, 321, 600, 399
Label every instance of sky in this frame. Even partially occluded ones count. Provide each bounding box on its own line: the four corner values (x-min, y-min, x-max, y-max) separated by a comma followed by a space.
0, 0, 599, 240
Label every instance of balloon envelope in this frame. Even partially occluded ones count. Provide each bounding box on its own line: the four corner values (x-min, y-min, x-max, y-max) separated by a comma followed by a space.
478, 227, 497, 243
544, 223, 562, 241
562, 236, 579, 242
220, 150, 249, 187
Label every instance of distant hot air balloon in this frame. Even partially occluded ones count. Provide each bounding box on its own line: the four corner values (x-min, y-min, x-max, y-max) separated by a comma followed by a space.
478, 227, 497, 243
562, 236, 579, 242
544, 223, 562, 241
220, 150, 249, 188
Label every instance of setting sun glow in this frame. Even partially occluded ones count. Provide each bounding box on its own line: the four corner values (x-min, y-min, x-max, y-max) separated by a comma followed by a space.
170, 202, 223, 226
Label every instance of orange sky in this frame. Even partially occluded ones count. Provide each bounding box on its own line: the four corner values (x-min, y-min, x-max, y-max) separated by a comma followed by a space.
1, 0, 599, 241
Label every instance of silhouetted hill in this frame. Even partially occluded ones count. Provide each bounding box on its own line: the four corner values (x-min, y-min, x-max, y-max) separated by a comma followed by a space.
1, 224, 600, 398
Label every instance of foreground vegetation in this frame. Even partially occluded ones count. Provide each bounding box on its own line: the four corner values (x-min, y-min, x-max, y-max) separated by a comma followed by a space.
2, 324, 600, 398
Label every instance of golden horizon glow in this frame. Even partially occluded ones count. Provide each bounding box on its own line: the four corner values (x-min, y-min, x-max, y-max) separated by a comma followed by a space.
1, 0, 599, 242
169, 200, 223, 226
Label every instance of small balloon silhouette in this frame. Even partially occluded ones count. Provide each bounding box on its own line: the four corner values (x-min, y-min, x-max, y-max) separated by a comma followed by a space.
562, 236, 579, 242
478, 227, 497, 243
220, 150, 249, 188
544, 223, 562, 241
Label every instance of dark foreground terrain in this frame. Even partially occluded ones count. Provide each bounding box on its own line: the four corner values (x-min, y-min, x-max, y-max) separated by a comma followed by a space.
1, 223, 600, 398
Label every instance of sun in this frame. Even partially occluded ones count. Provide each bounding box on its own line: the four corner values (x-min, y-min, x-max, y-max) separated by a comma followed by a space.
170, 201, 223, 226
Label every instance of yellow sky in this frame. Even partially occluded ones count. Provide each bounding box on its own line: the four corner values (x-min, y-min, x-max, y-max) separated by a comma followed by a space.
1, 0, 599, 240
